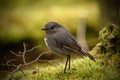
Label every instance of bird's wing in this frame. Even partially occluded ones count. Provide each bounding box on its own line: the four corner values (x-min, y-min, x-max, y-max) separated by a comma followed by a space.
53, 30, 82, 54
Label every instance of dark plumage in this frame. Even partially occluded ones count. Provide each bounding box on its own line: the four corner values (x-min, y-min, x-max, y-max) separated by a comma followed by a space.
41, 22, 95, 73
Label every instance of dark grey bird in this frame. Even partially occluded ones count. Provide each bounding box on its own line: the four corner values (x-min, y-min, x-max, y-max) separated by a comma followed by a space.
41, 22, 95, 73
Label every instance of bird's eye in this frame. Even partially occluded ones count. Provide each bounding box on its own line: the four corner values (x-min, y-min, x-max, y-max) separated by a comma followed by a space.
51, 26, 54, 30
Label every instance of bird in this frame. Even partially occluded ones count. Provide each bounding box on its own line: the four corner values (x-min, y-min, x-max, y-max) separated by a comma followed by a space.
41, 22, 95, 73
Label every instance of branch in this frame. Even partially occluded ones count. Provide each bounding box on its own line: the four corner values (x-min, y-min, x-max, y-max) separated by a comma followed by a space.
22, 42, 41, 65
6, 59, 17, 67
2, 58, 17, 67
10, 50, 22, 57
26, 51, 50, 65
8, 64, 22, 80
3, 42, 50, 80
22, 42, 27, 65
26, 46, 41, 52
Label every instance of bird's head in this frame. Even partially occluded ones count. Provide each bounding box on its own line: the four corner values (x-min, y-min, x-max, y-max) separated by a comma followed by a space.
41, 22, 63, 33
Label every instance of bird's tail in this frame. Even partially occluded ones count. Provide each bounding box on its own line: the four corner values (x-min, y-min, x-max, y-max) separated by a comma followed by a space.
80, 48, 95, 61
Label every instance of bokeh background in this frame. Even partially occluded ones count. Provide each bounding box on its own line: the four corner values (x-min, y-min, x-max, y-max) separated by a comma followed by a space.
0, 0, 120, 70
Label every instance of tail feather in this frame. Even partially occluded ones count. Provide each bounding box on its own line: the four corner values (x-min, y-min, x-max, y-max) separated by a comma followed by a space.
80, 48, 95, 61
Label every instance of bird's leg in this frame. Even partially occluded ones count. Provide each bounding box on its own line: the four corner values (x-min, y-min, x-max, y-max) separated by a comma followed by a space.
68, 55, 71, 70
64, 55, 69, 73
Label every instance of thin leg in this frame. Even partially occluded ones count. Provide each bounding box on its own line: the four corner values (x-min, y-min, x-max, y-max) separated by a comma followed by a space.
68, 55, 71, 70
64, 55, 69, 73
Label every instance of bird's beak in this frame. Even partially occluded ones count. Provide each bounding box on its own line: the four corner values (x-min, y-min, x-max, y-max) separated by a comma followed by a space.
41, 27, 47, 30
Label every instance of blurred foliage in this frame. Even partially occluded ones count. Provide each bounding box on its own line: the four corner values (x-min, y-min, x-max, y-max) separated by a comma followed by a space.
0, 0, 100, 48
98, 0, 120, 25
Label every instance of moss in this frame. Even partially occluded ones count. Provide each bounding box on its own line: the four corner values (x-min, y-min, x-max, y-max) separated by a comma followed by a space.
3, 58, 119, 80
90, 23, 120, 54
89, 23, 120, 67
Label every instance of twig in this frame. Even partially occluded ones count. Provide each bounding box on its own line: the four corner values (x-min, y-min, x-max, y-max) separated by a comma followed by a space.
6, 59, 17, 67
26, 46, 41, 52
10, 50, 22, 57
8, 64, 22, 80
22, 42, 27, 65
4, 42, 50, 80
25, 51, 50, 65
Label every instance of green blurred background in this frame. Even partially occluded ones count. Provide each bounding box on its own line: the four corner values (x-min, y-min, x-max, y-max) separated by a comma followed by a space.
0, 0, 119, 68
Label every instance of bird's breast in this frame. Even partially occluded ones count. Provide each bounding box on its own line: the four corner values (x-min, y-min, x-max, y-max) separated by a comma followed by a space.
44, 35, 65, 54
44, 36, 57, 50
